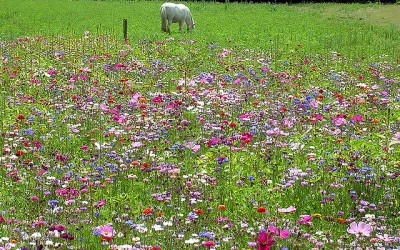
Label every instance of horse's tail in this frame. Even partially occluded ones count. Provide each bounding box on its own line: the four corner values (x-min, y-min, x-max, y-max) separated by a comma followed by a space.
160, 6, 167, 32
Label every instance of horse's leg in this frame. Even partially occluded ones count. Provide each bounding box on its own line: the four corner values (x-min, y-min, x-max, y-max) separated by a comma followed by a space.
167, 18, 173, 34
179, 21, 184, 32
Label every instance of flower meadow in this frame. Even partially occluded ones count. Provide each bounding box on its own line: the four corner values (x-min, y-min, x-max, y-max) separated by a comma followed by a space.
0, 31, 399, 250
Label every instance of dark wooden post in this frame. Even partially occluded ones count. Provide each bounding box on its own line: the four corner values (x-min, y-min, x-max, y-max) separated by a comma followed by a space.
123, 19, 128, 43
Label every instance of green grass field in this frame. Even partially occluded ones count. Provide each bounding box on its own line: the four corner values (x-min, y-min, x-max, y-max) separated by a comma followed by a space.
1, 0, 399, 60
0, 1, 399, 249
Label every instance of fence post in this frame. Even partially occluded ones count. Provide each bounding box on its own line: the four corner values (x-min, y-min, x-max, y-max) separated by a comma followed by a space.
123, 19, 128, 43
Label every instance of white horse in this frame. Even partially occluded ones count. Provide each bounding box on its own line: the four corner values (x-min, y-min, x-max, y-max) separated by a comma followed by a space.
160, 3, 195, 33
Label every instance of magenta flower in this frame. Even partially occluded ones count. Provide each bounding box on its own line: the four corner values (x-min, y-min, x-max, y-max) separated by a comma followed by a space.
351, 115, 363, 123
267, 225, 290, 238
347, 222, 373, 237
298, 215, 312, 224
94, 199, 106, 209
202, 241, 215, 248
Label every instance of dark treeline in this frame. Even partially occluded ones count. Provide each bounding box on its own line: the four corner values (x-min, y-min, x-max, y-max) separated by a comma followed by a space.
210, 0, 397, 3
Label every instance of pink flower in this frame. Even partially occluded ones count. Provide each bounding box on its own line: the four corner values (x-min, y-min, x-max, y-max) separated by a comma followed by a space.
131, 142, 142, 148
30, 196, 39, 201
96, 224, 116, 238
94, 199, 106, 209
255, 230, 275, 250
277, 206, 296, 213
186, 141, 200, 152
376, 234, 395, 242
202, 241, 215, 248
267, 225, 290, 238
347, 222, 373, 237
298, 215, 312, 224
239, 113, 252, 120
351, 115, 363, 123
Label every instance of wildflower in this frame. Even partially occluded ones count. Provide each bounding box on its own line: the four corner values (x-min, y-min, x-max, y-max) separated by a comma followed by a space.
298, 215, 312, 224
312, 213, 322, 219
347, 221, 373, 237
202, 241, 215, 248
257, 207, 267, 213
30, 196, 39, 201
255, 229, 275, 250
376, 233, 395, 242
267, 225, 290, 238
195, 209, 203, 214
277, 206, 296, 213
143, 207, 153, 215
218, 205, 226, 211
94, 199, 106, 209
95, 224, 115, 242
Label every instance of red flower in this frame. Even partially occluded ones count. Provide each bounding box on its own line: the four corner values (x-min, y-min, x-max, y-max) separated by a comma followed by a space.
100, 235, 112, 242
257, 207, 267, 213
195, 209, 203, 214
17, 114, 25, 120
143, 208, 153, 215
217, 205, 226, 210
15, 150, 24, 157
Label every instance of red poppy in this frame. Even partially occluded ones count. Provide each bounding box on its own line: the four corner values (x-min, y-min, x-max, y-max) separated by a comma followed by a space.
257, 207, 267, 213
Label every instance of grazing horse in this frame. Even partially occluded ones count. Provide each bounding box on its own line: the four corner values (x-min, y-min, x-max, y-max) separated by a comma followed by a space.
160, 3, 195, 33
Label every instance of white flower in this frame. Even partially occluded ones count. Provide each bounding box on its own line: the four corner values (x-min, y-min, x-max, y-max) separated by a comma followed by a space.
31, 232, 41, 239
185, 238, 200, 244
45, 240, 54, 245
153, 224, 164, 231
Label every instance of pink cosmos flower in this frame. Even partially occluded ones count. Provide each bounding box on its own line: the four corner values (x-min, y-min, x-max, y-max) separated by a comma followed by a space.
131, 142, 142, 148
347, 222, 373, 237
267, 225, 290, 238
94, 199, 106, 209
298, 215, 312, 224
255, 230, 275, 250
186, 141, 200, 152
96, 224, 116, 243
239, 113, 252, 120
96, 224, 116, 236
351, 115, 363, 123
278, 206, 296, 213
376, 233, 395, 242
